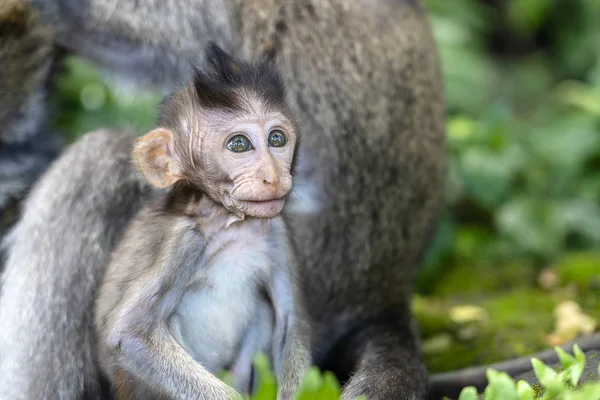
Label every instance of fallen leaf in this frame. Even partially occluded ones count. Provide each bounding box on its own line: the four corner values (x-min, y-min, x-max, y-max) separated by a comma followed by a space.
538, 266, 560, 290
544, 300, 597, 346
450, 305, 489, 324
422, 333, 453, 354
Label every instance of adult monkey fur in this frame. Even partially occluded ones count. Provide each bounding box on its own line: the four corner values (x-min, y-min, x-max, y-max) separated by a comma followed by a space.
0, 0, 60, 238
94, 44, 311, 399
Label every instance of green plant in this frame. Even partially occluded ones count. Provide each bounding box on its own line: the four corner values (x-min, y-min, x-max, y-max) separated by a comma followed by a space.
218, 354, 366, 400
456, 345, 600, 400
417, 0, 600, 293
222, 346, 600, 400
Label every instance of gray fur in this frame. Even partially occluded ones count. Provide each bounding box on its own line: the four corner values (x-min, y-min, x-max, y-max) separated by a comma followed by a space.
0, 1, 54, 144
0, 130, 156, 399
0, 0, 61, 236
94, 199, 310, 400
29, 0, 238, 92
0, 0, 446, 399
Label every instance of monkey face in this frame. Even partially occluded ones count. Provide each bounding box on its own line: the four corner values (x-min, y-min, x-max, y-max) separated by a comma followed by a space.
198, 109, 297, 219
135, 84, 298, 221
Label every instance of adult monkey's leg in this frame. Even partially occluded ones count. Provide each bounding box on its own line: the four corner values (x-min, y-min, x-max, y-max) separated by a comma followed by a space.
317, 308, 431, 400
1, 1, 446, 399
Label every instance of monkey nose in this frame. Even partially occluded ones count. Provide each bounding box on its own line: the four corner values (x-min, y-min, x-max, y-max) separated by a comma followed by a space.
261, 165, 279, 186
262, 175, 278, 186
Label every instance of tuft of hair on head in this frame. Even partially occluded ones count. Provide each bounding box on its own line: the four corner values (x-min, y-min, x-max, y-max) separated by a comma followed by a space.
139, 43, 298, 191
191, 42, 288, 113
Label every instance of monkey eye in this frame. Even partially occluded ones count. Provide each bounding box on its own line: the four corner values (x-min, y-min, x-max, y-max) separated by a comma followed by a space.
268, 130, 287, 148
226, 135, 253, 153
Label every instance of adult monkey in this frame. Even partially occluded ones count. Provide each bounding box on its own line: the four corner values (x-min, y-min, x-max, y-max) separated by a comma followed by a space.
0, 1, 446, 400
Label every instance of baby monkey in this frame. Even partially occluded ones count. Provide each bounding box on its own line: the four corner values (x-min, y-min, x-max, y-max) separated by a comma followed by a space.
94, 44, 311, 400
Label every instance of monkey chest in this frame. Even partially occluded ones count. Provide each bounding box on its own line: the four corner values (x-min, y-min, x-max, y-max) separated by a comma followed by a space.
167, 238, 276, 373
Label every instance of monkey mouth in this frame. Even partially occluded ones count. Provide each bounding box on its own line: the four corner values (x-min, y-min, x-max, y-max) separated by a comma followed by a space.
237, 197, 286, 218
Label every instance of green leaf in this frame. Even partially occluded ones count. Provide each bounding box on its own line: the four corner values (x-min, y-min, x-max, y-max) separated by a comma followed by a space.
251, 354, 277, 400
562, 200, 600, 245
540, 380, 564, 400
526, 117, 600, 171
556, 346, 576, 368
496, 197, 566, 258
484, 369, 519, 400
567, 382, 600, 400
567, 344, 587, 386
300, 367, 324, 390
573, 344, 586, 364
296, 368, 325, 400
507, 0, 553, 35
531, 358, 559, 387
319, 371, 342, 399
458, 386, 478, 400
516, 380, 535, 400
460, 148, 512, 207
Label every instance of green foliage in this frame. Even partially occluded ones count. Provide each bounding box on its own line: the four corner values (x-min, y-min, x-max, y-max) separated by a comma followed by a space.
456, 345, 600, 400
418, 0, 600, 293
226, 348, 600, 400
50, 57, 161, 143
219, 354, 366, 400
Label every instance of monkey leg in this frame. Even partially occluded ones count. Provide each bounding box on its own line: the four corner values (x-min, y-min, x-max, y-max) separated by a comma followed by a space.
342, 332, 428, 399
267, 268, 312, 400
320, 312, 429, 400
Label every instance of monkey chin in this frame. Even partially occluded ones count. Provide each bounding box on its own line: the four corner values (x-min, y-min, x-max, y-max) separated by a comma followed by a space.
237, 198, 286, 219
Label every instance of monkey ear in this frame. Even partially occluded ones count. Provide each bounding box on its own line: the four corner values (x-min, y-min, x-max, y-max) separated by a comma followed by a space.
134, 128, 183, 188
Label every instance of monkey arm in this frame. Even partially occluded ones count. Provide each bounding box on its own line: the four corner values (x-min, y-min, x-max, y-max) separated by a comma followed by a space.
97, 221, 242, 400
29, 0, 236, 90
266, 265, 312, 400
106, 323, 242, 400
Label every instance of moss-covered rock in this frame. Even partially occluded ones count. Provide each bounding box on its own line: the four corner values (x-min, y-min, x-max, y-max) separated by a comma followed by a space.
431, 260, 538, 299
414, 285, 600, 374
555, 251, 600, 289
415, 250, 600, 374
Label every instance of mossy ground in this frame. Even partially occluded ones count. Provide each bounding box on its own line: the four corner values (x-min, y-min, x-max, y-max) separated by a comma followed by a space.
413, 251, 600, 374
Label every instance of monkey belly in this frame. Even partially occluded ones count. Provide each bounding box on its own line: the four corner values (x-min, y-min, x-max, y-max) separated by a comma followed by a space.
169, 290, 274, 394
167, 241, 277, 392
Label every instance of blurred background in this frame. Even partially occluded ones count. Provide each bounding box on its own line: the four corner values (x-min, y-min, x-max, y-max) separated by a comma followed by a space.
48, 0, 600, 374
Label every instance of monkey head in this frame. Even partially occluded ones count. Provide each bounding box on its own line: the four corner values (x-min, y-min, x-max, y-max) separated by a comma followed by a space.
133, 43, 299, 220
